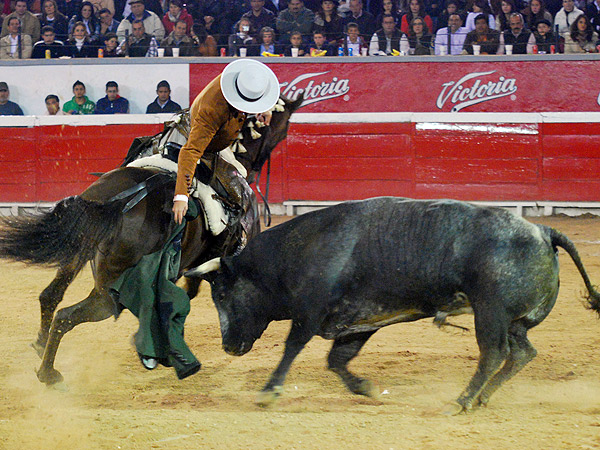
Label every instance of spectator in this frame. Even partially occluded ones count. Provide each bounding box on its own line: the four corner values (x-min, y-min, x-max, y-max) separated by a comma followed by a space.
161, 0, 192, 36
64, 20, 97, 56
94, 81, 129, 114
307, 28, 336, 54
400, 0, 433, 34
250, 25, 284, 55
564, 13, 598, 52
190, 23, 217, 56
495, 0, 515, 31
344, 0, 376, 39
436, 0, 460, 31
462, 13, 500, 53
116, 0, 162, 21
101, 31, 121, 55
0, 82, 24, 115
587, 0, 600, 35
521, 0, 553, 32
32, 25, 65, 57
464, 0, 495, 31
39, 0, 69, 41
68, 1, 99, 39
554, 0, 582, 38
0, 17, 33, 58
116, 17, 158, 55
63, 80, 95, 114
160, 18, 194, 55
228, 17, 255, 56
276, 0, 315, 43
340, 21, 366, 54
116, 0, 164, 43
198, 0, 232, 46
369, 13, 402, 54
1, 0, 41, 42
242, 0, 276, 37
88, 0, 115, 15
400, 15, 433, 53
498, 12, 534, 53
44, 94, 66, 115
375, 0, 400, 27
145, 79, 181, 113
434, 12, 468, 54
284, 29, 308, 54
314, 0, 344, 43
532, 18, 556, 51
96, 8, 120, 36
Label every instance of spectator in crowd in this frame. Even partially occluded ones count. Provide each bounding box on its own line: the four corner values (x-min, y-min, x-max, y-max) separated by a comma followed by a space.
116, 18, 158, 55
88, 0, 115, 15
400, 0, 433, 34
498, 12, 534, 53
375, 0, 400, 27
198, 0, 234, 46
554, 0, 582, 38
1, 0, 41, 42
63, 80, 95, 114
117, 0, 164, 43
32, 25, 65, 57
161, 0, 192, 36
464, 0, 495, 31
68, 1, 99, 39
587, 0, 600, 35
145, 79, 181, 113
39, 0, 69, 41
161, 18, 194, 55
263, 0, 282, 14
44, 94, 65, 115
190, 23, 217, 56
369, 13, 402, 54
284, 29, 308, 54
521, 0, 553, 32
462, 13, 500, 53
307, 28, 336, 54
94, 80, 129, 113
101, 31, 121, 55
242, 0, 276, 37
0, 17, 33, 58
64, 20, 97, 56
533, 18, 556, 51
434, 12, 468, 54
250, 25, 284, 54
0, 82, 24, 115
276, 0, 315, 43
116, 0, 162, 21
401, 15, 433, 53
344, 0, 376, 39
228, 17, 255, 56
564, 13, 598, 52
436, 0, 460, 31
495, 0, 515, 31
96, 8, 120, 36
314, 0, 344, 43
340, 21, 366, 54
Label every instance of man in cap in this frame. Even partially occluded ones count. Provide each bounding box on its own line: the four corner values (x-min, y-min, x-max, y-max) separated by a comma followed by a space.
0, 82, 24, 115
172, 59, 280, 224
116, 0, 165, 43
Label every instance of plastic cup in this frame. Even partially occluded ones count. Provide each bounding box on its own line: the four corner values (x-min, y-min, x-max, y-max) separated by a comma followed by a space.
239, 47, 247, 57
505, 44, 513, 55
439, 45, 447, 56
472, 44, 481, 55
291, 47, 299, 57
157, 48, 165, 57
172, 47, 180, 57
361, 47, 368, 56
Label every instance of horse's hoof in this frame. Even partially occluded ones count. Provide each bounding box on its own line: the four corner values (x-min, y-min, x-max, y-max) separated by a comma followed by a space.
441, 402, 466, 416
256, 386, 283, 408
354, 379, 380, 399
30, 341, 45, 359
36, 367, 64, 386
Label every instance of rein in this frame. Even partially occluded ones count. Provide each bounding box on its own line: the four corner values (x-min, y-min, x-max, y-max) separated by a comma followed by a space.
108, 172, 173, 213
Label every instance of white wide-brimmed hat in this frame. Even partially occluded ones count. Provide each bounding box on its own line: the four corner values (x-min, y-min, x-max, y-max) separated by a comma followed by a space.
220, 59, 280, 114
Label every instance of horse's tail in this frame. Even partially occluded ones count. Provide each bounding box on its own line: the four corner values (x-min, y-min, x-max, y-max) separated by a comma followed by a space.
547, 226, 600, 315
0, 195, 123, 272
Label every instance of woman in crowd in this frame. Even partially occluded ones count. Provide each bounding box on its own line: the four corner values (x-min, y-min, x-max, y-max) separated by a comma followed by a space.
400, 0, 433, 34
495, 0, 515, 31
162, 0, 193, 36
375, 0, 400, 26
314, 0, 344, 44
190, 23, 218, 56
228, 17, 255, 56
249, 26, 284, 56
401, 16, 433, 53
39, 0, 69, 41
65, 20, 97, 57
563, 13, 598, 52
464, 0, 496, 31
68, 1, 99, 40
436, 0, 461, 31
521, 0, 553, 32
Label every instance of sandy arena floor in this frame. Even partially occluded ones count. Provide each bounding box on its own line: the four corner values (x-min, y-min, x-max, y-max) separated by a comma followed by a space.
0, 215, 599, 450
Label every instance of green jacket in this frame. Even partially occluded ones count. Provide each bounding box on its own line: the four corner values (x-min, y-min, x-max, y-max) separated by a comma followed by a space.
63, 96, 95, 115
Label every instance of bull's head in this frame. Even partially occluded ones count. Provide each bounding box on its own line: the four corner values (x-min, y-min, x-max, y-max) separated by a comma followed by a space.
186, 257, 270, 356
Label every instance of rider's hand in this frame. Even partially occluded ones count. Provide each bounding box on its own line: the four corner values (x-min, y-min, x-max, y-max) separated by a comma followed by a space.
257, 110, 272, 126
172, 200, 188, 225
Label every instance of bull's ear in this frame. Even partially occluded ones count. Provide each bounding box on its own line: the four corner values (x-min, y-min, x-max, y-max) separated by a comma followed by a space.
290, 93, 304, 112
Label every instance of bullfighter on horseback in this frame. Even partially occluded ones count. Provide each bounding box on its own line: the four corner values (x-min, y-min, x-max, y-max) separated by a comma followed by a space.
172, 59, 280, 225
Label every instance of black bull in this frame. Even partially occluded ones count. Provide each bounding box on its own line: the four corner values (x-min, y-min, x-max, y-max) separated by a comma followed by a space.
190, 197, 600, 412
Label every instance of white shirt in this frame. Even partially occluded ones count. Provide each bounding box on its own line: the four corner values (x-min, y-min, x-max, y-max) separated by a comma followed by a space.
434, 26, 468, 55
9, 35, 18, 55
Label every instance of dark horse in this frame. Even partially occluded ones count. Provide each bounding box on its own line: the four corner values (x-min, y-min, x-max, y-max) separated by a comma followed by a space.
0, 95, 303, 386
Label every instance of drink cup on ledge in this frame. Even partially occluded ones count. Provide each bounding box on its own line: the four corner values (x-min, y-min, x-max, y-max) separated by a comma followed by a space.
472, 44, 481, 55
361, 47, 368, 56
291, 47, 299, 57
239, 47, 247, 57
505, 44, 513, 55
172, 47, 180, 57
440, 46, 447, 56
157, 48, 165, 57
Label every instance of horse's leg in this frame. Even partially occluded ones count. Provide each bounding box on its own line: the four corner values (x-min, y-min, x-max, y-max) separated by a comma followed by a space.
32, 265, 78, 358
36, 287, 114, 385
183, 276, 202, 300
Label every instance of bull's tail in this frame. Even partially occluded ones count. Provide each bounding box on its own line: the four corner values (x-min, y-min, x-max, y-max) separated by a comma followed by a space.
547, 226, 600, 315
0, 196, 124, 274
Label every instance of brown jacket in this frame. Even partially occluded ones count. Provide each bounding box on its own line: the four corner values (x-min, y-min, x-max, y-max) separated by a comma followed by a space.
175, 74, 247, 197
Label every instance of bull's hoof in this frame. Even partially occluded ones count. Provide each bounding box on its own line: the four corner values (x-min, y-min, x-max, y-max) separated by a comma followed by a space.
352, 379, 380, 398
31, 340, 45, 359
256, 386, 283, 408
36, 367, 64, 386
441, 401, 467, 416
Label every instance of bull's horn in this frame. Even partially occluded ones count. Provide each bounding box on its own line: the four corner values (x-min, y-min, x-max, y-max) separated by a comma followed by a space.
184, 257, 221, 278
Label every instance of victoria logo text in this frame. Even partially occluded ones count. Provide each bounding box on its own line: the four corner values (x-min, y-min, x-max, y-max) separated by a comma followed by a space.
437, 71, 517, 112
279, 71, 350, 107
